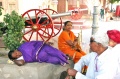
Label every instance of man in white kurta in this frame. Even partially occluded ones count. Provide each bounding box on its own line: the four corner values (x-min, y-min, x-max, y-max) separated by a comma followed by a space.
74, 48, 118, 79
65, 31, 118, 79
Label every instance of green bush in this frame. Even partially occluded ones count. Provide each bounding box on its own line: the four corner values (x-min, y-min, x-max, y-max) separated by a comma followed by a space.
0, 9, 25, 50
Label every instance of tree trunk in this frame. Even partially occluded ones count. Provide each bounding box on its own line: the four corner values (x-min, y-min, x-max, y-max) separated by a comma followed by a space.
111, 3, 113, 12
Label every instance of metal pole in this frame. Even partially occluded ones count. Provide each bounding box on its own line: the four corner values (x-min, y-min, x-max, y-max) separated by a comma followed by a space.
78, 26, 82, 45
92, 6, 99, 35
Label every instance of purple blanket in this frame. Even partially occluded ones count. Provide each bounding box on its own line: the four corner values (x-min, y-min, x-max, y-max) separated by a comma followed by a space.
18, 41, 68, 65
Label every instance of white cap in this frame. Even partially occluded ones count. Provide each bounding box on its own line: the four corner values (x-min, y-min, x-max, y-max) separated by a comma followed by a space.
92, 31, 109, 47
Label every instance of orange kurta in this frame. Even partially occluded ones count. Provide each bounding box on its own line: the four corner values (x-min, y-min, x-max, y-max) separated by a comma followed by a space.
58, 30, 86, 63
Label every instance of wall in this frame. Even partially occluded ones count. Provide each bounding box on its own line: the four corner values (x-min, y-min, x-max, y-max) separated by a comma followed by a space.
18, 0, 58, 15
57, 0, 66, 13
18, 0, 45, 15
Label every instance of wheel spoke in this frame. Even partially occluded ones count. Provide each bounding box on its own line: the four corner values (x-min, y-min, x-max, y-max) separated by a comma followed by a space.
25, 20, 33, 25
41, 19, 50, 25
37, 12, 43, 24
28, 31, 34, 41
42, 26, 50, 36
37, 31, 44, 41
52, 31, 55, 36
41, 26, 47, 36
39, 28, 51, 36
35, 10, 38, 23
27, 13, 34, 24
23, 29, 32, 35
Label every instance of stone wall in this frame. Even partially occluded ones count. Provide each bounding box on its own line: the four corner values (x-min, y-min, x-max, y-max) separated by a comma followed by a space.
0, 57, 74, 79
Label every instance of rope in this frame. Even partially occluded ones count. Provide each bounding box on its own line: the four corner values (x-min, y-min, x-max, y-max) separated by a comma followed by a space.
35, 41, 45, 60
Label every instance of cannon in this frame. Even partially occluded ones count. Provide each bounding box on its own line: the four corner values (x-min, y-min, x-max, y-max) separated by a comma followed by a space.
22, 8, 83, 42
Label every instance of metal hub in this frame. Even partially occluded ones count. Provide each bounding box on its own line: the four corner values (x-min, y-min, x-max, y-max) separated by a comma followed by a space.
32, 25, 38, 30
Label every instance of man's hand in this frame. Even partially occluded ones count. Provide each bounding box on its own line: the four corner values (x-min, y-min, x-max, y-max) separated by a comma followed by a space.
65, 75, 70, 79
67, 68, 77, 77
46, 42, 54, 46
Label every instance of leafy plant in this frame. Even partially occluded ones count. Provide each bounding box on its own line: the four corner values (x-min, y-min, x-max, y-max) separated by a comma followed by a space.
0, 6, 3, 16
109, 0, 120, 12
109, 0, 120, 4
0, 10, 25, 50
0, 7, 5, 36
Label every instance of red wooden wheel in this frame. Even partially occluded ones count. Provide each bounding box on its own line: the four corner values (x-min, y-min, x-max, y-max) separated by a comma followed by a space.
22, 9, 54, 42
42, 8, 62, 37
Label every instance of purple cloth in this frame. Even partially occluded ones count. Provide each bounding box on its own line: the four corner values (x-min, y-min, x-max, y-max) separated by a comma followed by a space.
18, 41, 68, 65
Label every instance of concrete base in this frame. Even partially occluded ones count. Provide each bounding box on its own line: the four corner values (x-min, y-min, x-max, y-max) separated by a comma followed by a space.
0, 57, 74, 79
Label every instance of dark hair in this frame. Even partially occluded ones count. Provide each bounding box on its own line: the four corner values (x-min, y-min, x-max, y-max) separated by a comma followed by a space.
8, 50, 17, 60
90, 37, 95, 43
63, 21, 72, 30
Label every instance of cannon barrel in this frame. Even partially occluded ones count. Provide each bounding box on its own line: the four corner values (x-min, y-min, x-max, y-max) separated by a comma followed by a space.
25, 12, 72, 20
47, 12, 72, 18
